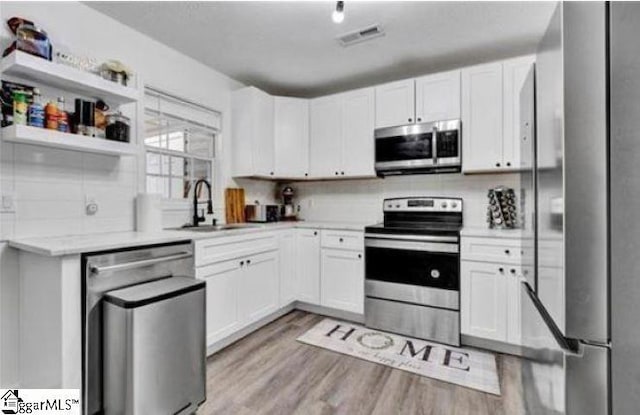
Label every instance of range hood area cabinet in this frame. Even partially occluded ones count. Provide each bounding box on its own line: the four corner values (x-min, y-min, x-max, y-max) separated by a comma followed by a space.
308, 87, 375, 178
461, 55, 535, 173
374, 70, 461, 129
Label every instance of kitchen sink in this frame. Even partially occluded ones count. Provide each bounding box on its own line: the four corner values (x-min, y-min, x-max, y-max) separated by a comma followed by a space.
175, 224, 263, 232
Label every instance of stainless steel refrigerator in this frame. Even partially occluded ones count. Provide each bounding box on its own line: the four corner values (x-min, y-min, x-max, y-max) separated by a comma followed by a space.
518, 2, 640, 414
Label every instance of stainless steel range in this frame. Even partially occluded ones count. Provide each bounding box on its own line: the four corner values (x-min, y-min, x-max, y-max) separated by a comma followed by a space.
364, 197, 462, 346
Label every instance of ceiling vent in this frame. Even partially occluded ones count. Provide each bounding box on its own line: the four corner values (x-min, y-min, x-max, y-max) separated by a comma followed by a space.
337, 24, 385, 47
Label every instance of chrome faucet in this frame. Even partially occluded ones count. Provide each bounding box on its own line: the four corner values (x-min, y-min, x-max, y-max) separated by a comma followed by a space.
192, 178, 213, 227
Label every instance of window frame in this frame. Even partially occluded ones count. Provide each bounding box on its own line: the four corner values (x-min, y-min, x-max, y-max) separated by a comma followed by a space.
143, 87, 221, 202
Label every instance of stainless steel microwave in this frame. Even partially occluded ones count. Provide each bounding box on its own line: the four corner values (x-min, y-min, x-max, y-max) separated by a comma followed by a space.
374, 119, 462, 176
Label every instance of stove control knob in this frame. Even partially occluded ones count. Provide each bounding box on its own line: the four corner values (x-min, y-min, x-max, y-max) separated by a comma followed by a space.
441, 201, 448, 209
451, 202, 458, 208
395, 204, 401, 208
430, 269, 441, 279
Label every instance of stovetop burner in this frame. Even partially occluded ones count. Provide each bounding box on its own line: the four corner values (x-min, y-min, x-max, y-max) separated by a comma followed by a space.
366, 197, 463, 236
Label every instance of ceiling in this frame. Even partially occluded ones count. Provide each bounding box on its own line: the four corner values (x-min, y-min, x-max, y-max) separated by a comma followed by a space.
87, 1, 556, 97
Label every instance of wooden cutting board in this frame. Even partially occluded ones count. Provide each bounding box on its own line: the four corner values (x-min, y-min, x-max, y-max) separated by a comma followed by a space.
225, 188, 245, 223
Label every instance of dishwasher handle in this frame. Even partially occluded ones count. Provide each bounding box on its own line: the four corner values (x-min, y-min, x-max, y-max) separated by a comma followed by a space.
89, 252, 193, 275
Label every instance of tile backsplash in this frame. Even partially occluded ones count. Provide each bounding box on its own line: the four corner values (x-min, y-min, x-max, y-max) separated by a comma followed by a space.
290, 172, 523, 228
0, 142, 138, 239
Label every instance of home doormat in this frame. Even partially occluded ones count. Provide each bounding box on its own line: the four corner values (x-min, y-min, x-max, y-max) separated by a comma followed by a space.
297, 318, 501, 395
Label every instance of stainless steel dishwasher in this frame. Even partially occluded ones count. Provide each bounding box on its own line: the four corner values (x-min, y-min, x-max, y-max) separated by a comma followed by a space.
82, 242, 197, 415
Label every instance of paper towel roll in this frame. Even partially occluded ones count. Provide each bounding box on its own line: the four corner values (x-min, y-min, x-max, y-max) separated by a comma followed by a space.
136, 193, 163, 232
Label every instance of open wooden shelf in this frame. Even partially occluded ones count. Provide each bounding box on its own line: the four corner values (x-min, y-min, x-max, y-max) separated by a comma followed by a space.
1, 124, 138, 157
1, 51, 139, 105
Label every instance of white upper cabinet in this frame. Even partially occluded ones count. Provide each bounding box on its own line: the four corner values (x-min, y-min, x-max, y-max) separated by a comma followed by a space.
415, 69, 461, 123
462, 62, 504, 172
274, 97, 309, 178
462, 56, 535, 173
374, 79, 416, 128
232, 86, 275, 177
309, 95, 343, 177
340, 88, 375, 177
309, 88, 375, 179
503, 55, 536, 171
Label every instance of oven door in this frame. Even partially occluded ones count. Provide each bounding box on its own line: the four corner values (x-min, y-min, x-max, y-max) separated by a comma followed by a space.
374, 123, 435, 172
364, 233, 460, 309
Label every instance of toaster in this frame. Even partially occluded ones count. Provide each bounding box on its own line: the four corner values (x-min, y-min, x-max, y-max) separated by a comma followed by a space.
245, 204, 279, 223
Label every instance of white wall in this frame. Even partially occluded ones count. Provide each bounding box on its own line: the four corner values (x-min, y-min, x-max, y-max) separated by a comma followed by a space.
291, 172, 523, 228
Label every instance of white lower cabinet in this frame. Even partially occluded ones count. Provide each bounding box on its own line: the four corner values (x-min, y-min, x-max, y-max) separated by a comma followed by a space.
321, 249, 364, 314
296, 228, 321, 304
197, 259, 242, 346
196, 228, 364, 351
461, 260, 523, 345
278, 230, 297, 307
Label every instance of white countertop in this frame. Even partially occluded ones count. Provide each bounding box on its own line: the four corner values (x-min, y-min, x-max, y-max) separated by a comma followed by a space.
8, 221, 370, 256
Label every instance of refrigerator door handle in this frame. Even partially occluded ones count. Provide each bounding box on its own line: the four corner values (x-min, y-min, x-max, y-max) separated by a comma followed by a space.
522, 281, 582, 355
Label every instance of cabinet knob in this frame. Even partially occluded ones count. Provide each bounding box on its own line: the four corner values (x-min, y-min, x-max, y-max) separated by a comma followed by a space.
358, 254, 362, 259
240, 261, 245, 266
335, 171, 339, 175
499, 267, 504, 273
505, 249, 510, 255
313, 231, 318, 236
247, 259, 251, 265
339, 238, 344, 242
408, 118, 413, 122
341, 171, 345, 175
270, 172, 274, 175
496, 162, 501, 167
510, 268, 516, 274
506, 162, 512, 167
417, 117, 422, 122
305, 173, 308, 177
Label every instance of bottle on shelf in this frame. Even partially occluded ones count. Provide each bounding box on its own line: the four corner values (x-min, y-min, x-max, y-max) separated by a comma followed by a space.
12, 90, 29, 125
27, 88, 45, 128
57, 97, 69, 133
45, 99, 59, 130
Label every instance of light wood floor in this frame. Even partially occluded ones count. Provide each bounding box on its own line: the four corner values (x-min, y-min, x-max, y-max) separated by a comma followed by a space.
198, 311, 525, 415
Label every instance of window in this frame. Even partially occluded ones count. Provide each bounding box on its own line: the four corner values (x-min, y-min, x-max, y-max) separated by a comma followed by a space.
144, 88, 221, 201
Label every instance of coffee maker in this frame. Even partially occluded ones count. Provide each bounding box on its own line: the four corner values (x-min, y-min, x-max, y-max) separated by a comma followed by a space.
281, 186, 297, 221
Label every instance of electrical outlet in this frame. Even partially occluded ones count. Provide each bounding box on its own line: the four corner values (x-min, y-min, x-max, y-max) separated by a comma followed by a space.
1, 193, 15, 213
85, 195, 99, 216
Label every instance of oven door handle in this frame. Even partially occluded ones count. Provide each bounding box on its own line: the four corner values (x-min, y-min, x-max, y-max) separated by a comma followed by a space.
365, 237, 459, 253
365, 233, 458, 243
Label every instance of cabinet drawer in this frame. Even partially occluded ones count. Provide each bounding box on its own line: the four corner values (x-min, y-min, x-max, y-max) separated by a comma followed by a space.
461, 236, 523, 264
195, 232, 278, 267
320, 230, 364, 251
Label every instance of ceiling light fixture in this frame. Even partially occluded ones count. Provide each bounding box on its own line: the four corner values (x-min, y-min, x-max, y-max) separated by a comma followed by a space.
332, 1, 345, 24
